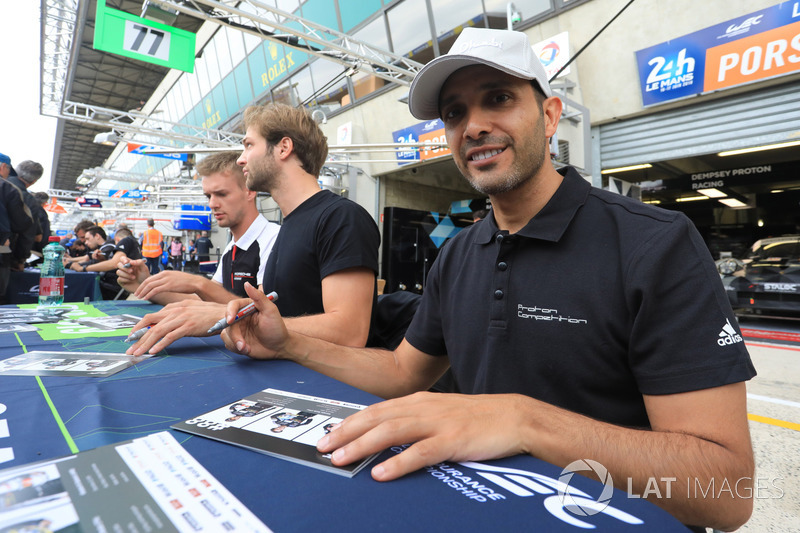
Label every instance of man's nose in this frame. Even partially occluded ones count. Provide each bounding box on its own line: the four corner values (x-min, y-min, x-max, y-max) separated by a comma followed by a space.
463, 108, 491, 140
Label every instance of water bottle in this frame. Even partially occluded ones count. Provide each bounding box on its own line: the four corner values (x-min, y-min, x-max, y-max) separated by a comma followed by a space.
39, 236, 66, 307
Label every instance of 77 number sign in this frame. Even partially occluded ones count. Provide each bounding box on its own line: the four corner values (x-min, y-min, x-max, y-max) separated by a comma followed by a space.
123, 21, 170, 61
94, 0, 195, 73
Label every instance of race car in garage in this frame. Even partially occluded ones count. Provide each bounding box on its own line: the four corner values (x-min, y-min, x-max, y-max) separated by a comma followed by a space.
718, 235, 800, 314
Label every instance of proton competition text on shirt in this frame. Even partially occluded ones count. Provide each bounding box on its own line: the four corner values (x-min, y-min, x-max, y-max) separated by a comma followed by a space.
517, 304, 587, 324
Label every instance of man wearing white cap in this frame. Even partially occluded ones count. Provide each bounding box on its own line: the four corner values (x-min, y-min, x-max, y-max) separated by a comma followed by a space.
220, 28, 754, 531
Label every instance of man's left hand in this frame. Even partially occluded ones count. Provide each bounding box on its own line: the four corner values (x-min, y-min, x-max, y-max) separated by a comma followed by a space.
317, 392, 531, 481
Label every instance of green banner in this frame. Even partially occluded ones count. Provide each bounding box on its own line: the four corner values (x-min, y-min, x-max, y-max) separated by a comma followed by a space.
93, 0, 195, 73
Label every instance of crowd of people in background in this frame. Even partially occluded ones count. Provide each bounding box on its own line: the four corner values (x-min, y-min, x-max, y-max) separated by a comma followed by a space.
58, 218, 211, 279
0, 152, 47, 304
0, 155, 216, 304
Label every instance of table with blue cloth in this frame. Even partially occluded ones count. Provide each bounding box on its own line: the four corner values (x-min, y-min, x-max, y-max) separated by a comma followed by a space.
5, 268, 101, 303
0, 301, 689, 532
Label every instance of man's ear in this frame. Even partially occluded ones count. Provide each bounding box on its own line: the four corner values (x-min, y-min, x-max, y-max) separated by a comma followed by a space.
542, 96, 563, 139
275, 137, 294, 161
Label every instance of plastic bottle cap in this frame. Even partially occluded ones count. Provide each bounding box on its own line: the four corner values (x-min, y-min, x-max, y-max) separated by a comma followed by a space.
49, 236, 60, 242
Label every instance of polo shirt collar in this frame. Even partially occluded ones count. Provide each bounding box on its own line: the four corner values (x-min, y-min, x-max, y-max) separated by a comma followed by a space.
473, 167, 590, 244
231, 214, 268, 251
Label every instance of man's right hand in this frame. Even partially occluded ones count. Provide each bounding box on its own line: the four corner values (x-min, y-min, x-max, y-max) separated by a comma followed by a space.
116, 258, 149, 294
221, 282, 288, 360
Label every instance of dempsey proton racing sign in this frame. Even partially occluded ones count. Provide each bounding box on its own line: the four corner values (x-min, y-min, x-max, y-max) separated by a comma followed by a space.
636, 2, 800, 105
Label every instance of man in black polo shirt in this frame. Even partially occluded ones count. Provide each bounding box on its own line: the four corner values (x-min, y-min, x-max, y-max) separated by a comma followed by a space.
116, 151, 279, 305
217, 29, 756, 532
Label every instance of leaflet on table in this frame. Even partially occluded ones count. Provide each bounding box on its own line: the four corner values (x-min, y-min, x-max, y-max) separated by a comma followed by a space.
0, 323, 39, 333
0, 431, 271, 533
74, 314, 141, 331
0, 308, 70, 325
0, 350, 154, 377
0, 309, 139, 332
173, 388, 378, 477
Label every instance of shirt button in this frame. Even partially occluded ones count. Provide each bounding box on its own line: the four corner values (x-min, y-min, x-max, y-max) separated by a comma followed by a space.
495, 234, 504, 243
494, 289, 504, 299
497, 262, 507, 271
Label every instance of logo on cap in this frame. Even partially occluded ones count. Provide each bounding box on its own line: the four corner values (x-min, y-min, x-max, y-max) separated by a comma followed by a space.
457, 38, 503, 54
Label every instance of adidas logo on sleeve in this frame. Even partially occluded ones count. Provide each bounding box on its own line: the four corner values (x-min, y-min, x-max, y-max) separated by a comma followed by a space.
717, 319, 744, 346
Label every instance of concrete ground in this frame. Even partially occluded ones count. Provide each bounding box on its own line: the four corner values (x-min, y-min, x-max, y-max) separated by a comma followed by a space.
736, 318, 800, 532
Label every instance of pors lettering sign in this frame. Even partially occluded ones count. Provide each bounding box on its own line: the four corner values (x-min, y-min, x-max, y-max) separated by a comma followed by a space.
636, 2, 800, 105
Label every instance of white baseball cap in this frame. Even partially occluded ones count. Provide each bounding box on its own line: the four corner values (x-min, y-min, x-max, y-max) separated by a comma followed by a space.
408, 27, 552, 120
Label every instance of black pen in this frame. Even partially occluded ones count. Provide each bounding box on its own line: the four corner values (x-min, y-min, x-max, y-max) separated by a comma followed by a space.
207, 291, 278, 334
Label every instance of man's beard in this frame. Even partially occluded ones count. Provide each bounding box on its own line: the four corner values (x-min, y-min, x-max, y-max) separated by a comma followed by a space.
245, 148, 279, 193
458, 116, 547, 197
246, 162, 277, 193
460, 141, 546, 196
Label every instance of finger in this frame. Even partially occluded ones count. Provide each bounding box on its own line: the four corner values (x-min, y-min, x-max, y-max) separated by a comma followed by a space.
225, 295, 254, 322
135, 273, 166, 298
230, 283, 270, 322
134, 277, 153, 298
221, 328, 250, 355
126, 326, 156, 355
125, 313, 163, 354
144, 326, 185, 355
117, 265, 135, 280
128, 316, 178, 355
137, 279, 165, 300
321, 413, 432, 474
317, 399, 416, 456
369, 438, 451, 481
141, 271, 182, 299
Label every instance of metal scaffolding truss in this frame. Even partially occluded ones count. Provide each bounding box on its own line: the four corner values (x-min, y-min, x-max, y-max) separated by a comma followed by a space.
40, 0, 80, 118
39, 0, 426, 193
61, 101, 244, 147
77, 166, 197, 187
149, 0, 424, 86
39, 0, 240, 190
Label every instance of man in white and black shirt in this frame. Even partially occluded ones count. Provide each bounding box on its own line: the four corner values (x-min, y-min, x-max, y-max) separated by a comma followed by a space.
117, 151, 279, 305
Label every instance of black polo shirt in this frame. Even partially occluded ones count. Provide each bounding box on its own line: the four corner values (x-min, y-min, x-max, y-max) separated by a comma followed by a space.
405, 167, 755, 428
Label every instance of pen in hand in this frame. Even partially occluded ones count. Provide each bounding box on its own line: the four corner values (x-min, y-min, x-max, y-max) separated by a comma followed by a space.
207, 291, 278, 334
125, 326, 151, 343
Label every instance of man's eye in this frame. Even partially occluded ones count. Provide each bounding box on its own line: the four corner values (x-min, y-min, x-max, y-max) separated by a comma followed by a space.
443, 108, 461, 121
